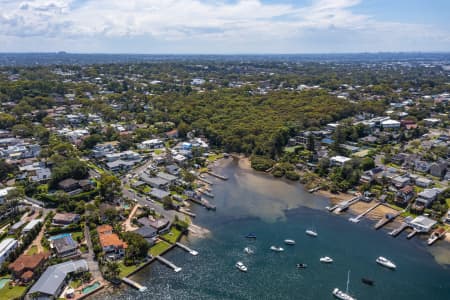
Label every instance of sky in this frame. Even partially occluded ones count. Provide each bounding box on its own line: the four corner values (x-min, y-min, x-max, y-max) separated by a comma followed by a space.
0, 0, 449, 54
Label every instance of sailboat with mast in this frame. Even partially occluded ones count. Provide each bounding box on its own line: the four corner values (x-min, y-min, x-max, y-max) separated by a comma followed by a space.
332, 270, 357, 300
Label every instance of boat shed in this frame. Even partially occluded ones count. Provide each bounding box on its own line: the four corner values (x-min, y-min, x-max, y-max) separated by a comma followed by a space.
409, 216, 437, 232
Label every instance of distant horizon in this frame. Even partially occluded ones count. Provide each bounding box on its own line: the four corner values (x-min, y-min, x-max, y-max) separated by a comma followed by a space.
1, 51, 450, 55
1, 1, 450, 53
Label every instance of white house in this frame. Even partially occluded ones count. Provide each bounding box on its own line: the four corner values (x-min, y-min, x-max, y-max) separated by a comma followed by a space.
381, 119, 401, 129
0, 238, 18, 264
330, 156, 351, 167
0, 187, 15, 204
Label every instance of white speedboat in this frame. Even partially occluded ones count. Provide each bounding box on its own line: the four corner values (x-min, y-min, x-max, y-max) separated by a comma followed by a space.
332, 271, 356, 300
284, 239, 296, 245
320, 256, 333, 263
270, 246, 284, 252
244, 247, 254, 254
235, 261, 248, 272
306, 229, 318, 237
376, 256, 396, 269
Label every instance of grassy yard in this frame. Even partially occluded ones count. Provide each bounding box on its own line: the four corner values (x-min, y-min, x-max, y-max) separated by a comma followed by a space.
26, 245, 38, 255
118, 261, 145, 278
154, 149, 164, 155
71, 231, 84, 242
70, 279, 82, 289
149, 240, 171, 257
161, 227, 182, 244
207, 153, 224, 162
0, 283, 27, 300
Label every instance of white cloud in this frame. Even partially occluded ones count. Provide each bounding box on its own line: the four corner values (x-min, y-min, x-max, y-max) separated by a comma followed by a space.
0, 0, 449, 52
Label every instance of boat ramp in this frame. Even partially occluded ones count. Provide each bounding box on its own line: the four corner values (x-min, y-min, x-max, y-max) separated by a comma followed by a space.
156, 256, 182, 272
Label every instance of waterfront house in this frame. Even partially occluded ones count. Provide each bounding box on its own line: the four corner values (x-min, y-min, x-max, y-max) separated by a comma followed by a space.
8, 252, 49, 283
133, 226, 158, 246
27, 259, 88, 299
52, 235, 78, 258
52, 213, 80, 226
97, 225, 128, 256
409, 216, 437, 233
395, 185, 415, 206
0, 238, 18, 264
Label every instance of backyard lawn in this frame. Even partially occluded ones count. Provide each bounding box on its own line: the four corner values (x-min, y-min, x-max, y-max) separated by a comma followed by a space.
0, 284, 27, 300
149, 240, 171, 257
161, 227, 182, 244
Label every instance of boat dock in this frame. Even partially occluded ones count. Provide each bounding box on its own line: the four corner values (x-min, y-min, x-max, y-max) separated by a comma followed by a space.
188, 197, 216, 210
389, 223, 410, 237
179, 208, 196, 217
197, 177, 213, 185
407, 229, 418, 239
156, 256, 182, 272
308, 186, 322, 193
374, 211, 401, 230
206, 171, 228, 180
333, 196, 361, 213
122, 277, 148, 292
176, 242, 199, 256
349, 202, 381, 223
388, 216, 413, 237
198, 189, 214, 198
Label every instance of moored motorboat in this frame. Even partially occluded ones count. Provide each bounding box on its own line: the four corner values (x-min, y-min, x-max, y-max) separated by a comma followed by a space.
245, 233, 257, 239
376, 256, 396, 269
296, 263, 307, 269
235, 261, 248, 272
270, 246, 284, 252
284, 239, 296, 245
361, 278, 374, 286
306, 229, 318, 237
244, 247, 254, 254
427, 228, 446, 246
320, 256, 333, 263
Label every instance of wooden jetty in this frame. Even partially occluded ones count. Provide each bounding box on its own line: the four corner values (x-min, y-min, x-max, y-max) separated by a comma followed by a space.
176, 242, 199, 256
156, 256, 182, 272
374, 211, 401, 230
349, 202, 381, 223
197, 176, 213, 185
389, 223, 410, 237
188, 197, 216, 210
122, 277, 148, 292
388, 216, 413, 237
308, 186, 322, 193
334, 196, 361, 213
206, 171, 228, 180
407, 229, 418, 239
179, 208, 196, 217
198, 189, 214, 198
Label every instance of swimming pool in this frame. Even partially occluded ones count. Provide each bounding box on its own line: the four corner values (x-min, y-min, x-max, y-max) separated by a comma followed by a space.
0, 278, 10, 289
49, 233, 71, 240
82, 282, 100, 294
